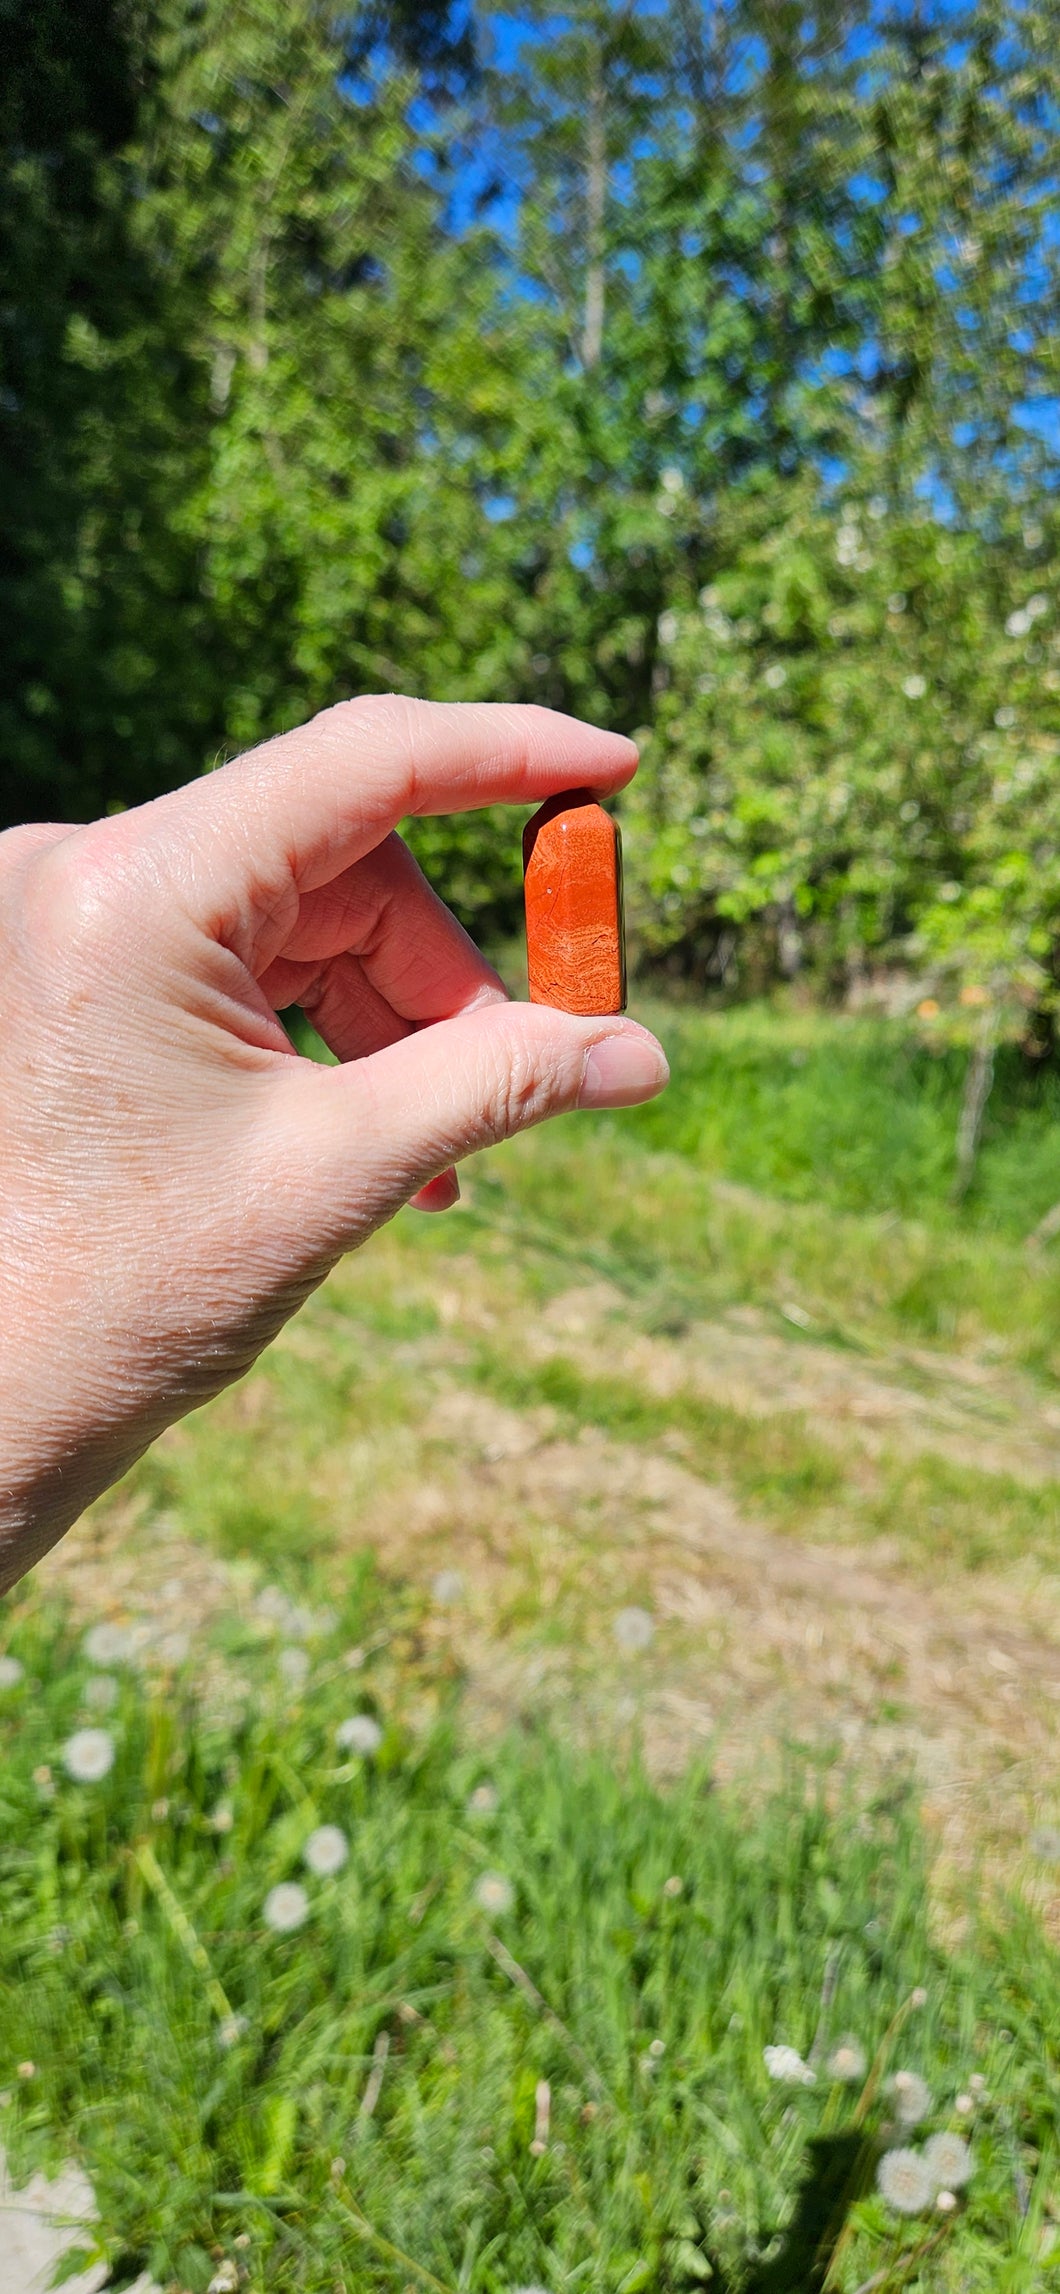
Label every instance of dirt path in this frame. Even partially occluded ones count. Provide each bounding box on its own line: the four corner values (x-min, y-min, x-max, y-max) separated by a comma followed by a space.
37, 1264, 1060, 1911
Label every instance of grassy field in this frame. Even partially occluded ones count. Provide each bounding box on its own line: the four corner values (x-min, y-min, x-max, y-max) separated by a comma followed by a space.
2, 998, 1059, 2291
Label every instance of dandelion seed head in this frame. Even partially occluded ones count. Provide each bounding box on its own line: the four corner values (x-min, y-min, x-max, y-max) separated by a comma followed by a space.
889, 2069, 932, 2127
83, 1673, 118, 1711
208, 1804, 234, 1834
923, 2132, 973, 2190
877, 2146, 934, 2215
83, 1621, 136, 1666
16, 2062, 35, 2081
62, 1728, 115, 1783
0, 1655, 23, 1689
432, 1568, 464, 1606
613, 1605, 654, 1653
764, 2045, 815, 2086
764, 662, 788, 689
660, 466, 684, 495
955, 2092, 973, 2115
468, 1782, 498, 1815
995, 705, 1016, 729
909, 1986, 928, 2008
304, 1824, 348, 1877
218, 2014, 247, 2050
207, 2262, 240, 2294
827, 2037, 867, 2083
903, 673, 927, 700
32, 1764, 53, 1795
969, 2073, 987, 2096
935, 2187, 957, 2213
263, 1881, 310, 1934
336, 1713, 382, 1756
648, 2038, 666, 2058
474, 1871, 514, 1916
279, 1645, 310, 1687
663, 1875, 684, 1897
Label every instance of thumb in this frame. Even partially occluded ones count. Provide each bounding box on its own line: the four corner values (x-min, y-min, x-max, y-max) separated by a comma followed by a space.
266, 999, 668, 1257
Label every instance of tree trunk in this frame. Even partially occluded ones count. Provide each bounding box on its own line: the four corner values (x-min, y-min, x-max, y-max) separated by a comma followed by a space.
581, 53, 606, 369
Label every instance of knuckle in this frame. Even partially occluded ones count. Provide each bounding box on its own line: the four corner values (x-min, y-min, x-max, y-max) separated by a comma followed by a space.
28, 826, 144, 964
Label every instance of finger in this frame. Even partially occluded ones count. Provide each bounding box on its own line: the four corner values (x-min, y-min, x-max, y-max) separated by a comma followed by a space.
139, 698, 638, 965
263, 1000, 668, 1259
258, 833, 507, 1018
409, 1169, 460, 1213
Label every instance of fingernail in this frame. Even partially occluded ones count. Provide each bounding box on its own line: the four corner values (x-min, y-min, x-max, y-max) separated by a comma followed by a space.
410, 1168, 461, 1213
578, 1033, 669, 1109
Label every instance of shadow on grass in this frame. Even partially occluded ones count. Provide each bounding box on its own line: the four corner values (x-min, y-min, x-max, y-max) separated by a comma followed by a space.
681, 2130, 875, 2292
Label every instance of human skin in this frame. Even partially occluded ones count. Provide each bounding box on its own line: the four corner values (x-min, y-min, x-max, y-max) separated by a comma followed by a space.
0, 696, 668, 1591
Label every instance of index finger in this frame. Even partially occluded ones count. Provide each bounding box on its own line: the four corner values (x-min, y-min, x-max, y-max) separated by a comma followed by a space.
149, 697, 638, 961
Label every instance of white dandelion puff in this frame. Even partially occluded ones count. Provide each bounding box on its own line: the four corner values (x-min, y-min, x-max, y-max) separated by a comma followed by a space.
468, 1782, 499, 1815
218, 2014, 247, 2050
889, 2069, 932, 2127
336, 1713, 382, 1756
763, 662, 788, 689
208, 1804, 234, 1834
62, 1728, 115, 1783
0, 1655, 23, 1689
935, 2188, 957, 2213
903, 673, 927, 700
969, 2073, 987, 2096
83, 1621, 136, 1666
263, 1882, 310, 1934
304, 1824, 348, 1877
613, 1606, 654, 1653
207, 2264, 240, 2294
1026, 593, 1049, 619
764, 2045, 815, 2086
923, 2132, 973, 2190
663, 1875, 684, 1897
909, 1987, 928, 2009
660, 466, 684, 495
279, 1646, 310, 1688
431, 1569, 464, 1606
1006, 609, 1032, 638
16, 2062, 35, 2081
995, 705, 1016, 729
955, 2091, 973, 2115
83, 1673, 119, 1711
474, 1871, 514, 1916
876, 2147, 934, 2216
826, 2037, 867, 2083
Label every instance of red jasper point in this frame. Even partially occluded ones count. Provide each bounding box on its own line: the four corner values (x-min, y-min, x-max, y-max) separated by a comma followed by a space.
523, 788, 626, 1016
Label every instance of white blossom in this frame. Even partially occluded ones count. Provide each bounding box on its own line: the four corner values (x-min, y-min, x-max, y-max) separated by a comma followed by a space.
889, 2069, 932, 2127
826, 2037, 867, 2083
613, 1606, 654, 1653
1006, 609, 1032, 638
923, 2132, 973, 2190
474, 1871, 514, 1916
336, 1713, 382, 1756
62, 1728, 115, 1783
903, 673, 927, 699
304, 1824, 348, 1877
763, 662, 788, 689
83, 1673, 119, 1711
877, 2147, 934, 2216
83, 1622, 136, 1666
0, 1656, 23, 1689
263, 1882, 310, 1934
764, 2045, 815, 2086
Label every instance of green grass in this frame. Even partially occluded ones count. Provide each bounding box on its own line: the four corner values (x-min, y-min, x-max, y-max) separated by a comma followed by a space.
0, 1590, 1057, 2294
5, 998, 1060, 2290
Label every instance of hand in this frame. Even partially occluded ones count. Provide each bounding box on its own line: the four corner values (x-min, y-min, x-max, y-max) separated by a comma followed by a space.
0, 697, 667, 1587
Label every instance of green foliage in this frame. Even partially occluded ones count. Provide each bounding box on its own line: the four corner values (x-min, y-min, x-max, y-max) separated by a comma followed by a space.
0, 1592, 1056, 2290
3, 1, 1060, 989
